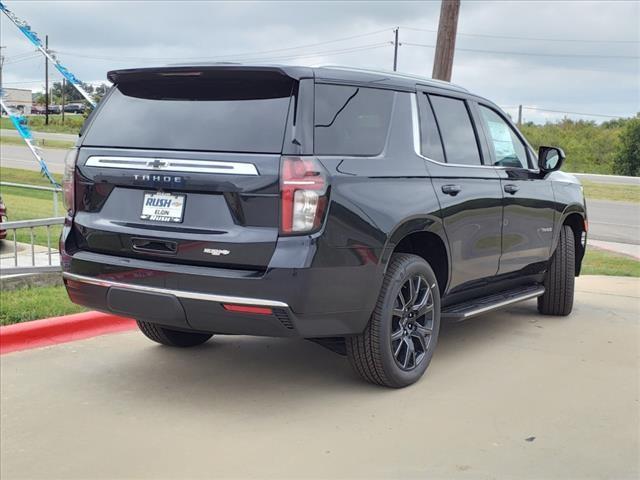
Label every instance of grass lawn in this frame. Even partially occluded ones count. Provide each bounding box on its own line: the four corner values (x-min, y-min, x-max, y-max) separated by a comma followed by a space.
1, 166, 62, 186
0, 167, 64, 246
582, 180, 640, 204
582, 247, 640, 277
0, 134, 75, 150
0, 285, 86, 326
1, 115, 83, 134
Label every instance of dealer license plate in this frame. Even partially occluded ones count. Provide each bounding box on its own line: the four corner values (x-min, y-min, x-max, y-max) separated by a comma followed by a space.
140, 192, 185, 223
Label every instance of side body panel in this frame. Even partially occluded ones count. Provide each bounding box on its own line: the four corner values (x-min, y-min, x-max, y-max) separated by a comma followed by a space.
470, 101, 556, 276
495, 169, 556, 275
416, 90, 503, 294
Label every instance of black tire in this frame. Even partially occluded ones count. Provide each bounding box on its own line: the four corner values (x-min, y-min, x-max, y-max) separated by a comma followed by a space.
136, 320, 213, 347
538, 224, 575, 316
346, 253, 441, 388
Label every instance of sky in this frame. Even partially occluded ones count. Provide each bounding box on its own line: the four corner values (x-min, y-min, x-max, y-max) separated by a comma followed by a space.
1, 0, 638, 123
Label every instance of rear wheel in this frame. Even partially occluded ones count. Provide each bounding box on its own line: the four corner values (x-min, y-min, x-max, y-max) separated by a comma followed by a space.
538, 224, 575, 316
346, 253, 441, 388
136, 321, 213, 347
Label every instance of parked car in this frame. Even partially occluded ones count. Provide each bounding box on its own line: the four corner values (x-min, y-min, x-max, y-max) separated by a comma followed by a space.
61, 65, 587, 387
31, 105, 46, 115
0, 196, 7, 240
64, 103, 85, 114
47, 105, 61, 114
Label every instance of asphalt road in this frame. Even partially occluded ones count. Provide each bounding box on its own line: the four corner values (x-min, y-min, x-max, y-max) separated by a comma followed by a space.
0, 144, 67, 174
588, 199, 640, 245
1, 275, 638, 479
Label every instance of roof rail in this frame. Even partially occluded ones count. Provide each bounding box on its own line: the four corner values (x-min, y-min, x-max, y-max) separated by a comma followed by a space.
318, 65, 469, 92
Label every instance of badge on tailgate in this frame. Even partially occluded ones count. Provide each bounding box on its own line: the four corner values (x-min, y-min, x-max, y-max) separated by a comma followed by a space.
141, 192, 185, 223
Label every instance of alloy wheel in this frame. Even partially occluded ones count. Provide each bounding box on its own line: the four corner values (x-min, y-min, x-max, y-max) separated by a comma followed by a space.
391, 275, 435, 371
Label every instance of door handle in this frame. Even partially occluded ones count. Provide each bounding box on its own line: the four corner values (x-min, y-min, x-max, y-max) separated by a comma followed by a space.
441, 184, 462, 196
504, 184, 519, 194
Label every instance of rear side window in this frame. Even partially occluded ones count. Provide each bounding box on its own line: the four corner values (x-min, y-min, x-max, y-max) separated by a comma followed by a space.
314, 84, 394, 156
82, 75, 293, 153
418, 94, 446, 163
429, 95, 482, 166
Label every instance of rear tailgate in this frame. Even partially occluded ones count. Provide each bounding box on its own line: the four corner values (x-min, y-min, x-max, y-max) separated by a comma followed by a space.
72, 67, 300, 270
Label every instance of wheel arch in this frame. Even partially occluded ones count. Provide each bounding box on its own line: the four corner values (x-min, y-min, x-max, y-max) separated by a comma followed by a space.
381, 216, 451, 294
555, 204, 587, 276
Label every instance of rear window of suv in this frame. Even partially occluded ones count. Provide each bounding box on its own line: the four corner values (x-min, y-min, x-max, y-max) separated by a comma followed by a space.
314, 84, 394, 156
82, 75, 293, 153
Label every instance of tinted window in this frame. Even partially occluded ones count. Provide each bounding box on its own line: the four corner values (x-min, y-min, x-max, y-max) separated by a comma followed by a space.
429, 95, 482, 166
83, 76, 293, 153
419, 94, 445, 163
479, 106, 528, 168
315, 84, 394, 156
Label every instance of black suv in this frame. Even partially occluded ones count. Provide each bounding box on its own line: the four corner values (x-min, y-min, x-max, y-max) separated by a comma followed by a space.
61, 65, 587, 388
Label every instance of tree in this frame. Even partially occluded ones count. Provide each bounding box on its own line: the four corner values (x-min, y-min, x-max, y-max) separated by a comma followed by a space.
613, 116, 640, 176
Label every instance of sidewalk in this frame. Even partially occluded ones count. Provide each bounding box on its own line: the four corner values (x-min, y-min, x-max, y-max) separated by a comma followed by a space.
1, 275, 638, 479
0, 241, 60, 278
588, 239, 640, 260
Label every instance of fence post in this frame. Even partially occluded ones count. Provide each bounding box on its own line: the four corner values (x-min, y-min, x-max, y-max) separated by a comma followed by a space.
53, 190, 59, 217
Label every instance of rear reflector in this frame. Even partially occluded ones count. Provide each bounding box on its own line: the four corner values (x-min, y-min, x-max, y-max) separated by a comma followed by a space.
222, 304, 273, 315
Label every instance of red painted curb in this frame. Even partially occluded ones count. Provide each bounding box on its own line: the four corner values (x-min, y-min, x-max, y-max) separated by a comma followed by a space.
0, 311, 136, 355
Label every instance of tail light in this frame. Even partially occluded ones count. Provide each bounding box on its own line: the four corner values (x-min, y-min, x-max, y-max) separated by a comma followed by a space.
280, 156, 329, 235
62, 147, 78, 215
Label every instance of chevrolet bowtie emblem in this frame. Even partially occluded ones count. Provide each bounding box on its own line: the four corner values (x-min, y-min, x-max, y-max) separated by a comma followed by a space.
147, 159, 167, 169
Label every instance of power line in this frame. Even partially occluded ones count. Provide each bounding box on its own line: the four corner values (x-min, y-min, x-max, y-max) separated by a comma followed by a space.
57, 27, 393, 63
5, 50, 39, 61
400, 25, 640, 44
59, 42, 391, 64
4, 54, 40, 65
520, 106, 624, 118
402, 41, 640, 59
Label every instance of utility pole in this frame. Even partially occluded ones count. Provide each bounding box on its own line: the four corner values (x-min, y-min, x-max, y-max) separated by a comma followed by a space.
393, 27, 399, 72
45, 35, 49, 125
432, 0, 460, 82
517, 105, 523, 126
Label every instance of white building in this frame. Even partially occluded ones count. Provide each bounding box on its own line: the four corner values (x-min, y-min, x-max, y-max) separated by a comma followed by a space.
2, 88, 33, 114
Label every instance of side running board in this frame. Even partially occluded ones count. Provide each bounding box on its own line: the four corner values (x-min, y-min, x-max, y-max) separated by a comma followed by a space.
441, 285, 545, 321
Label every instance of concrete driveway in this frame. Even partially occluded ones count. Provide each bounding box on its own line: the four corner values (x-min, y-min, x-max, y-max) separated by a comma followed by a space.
1, 275, 639, 479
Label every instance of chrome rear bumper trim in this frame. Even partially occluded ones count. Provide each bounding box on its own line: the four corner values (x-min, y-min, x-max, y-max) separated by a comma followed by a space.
84, 156, 259, 176
63, 272, 289, 308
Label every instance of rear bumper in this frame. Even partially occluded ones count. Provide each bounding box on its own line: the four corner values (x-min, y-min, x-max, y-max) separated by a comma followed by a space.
61, 238, 384, 338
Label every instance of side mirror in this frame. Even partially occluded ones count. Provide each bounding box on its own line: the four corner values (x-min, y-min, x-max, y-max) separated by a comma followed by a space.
538, 146, 565, 172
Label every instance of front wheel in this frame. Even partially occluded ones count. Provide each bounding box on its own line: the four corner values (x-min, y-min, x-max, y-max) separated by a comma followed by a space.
346, 253, 441, 388
538, 224, 575, 316
136, 321, 213, 347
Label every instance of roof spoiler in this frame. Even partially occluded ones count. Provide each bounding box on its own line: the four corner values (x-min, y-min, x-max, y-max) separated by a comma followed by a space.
107, 65, 314, 84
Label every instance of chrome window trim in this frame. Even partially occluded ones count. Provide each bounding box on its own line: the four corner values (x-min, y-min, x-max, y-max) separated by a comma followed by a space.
63, 272, 289, 308
84, 156, 259, 176
411, 93, 499, 170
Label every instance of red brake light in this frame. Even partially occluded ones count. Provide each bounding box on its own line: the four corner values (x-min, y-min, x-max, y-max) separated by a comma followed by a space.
280, 156, 329, 234
62, 148, 78, 215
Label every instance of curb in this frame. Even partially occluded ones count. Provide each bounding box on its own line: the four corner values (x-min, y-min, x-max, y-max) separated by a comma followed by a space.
0, 311, 136, 355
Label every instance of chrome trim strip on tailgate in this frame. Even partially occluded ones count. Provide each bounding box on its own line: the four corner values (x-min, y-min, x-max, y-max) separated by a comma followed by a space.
84, 156, 259, 176
63, 272, 289, 308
